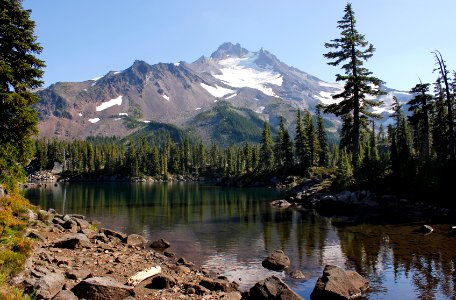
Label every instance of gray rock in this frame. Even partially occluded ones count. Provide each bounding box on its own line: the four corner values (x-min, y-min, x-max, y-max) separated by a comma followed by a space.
199, 277, 239, 292
248, 275, 303, 300
66, 269, 92, 280
72, 276, 135, 300
262, 250, 291, 271
271, 199, 291, 208
126, 234, 148, 247
289, 270, 306, 280
150, 238, 170, 249
73, 217, 91, 230
52, 290, 78, 300
100, 228, 127, 242
53, 233, 91, 249
145, 274, 177, 289
177, 257, 193, 267
310, 265, 368, 300
33, 273, 65, 299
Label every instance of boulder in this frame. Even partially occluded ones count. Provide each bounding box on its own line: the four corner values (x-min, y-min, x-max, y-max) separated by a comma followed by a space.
145, 274, 177, 289
271, 199, 291, 208
52, 290, 78, 300
126, 234, 148, 247
199, 277, 239, 292
262, 250, 291, 271
73, 217, 91, 230
100, 228, 127, 242
150, 238, 170, 249
72, 276, 135, 300
32, 273, 65, 299
310, 265, 368, 300
53, 233, 91, 249
66, 269, 92, 280
289, 270, 306, 280
248, 275, 303, 300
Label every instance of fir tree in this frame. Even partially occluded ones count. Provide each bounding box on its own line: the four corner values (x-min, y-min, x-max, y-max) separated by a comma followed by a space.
259, 121, 274, 171
0, 0, 45, 190
294, 110, 306, 167
316, 105, 329, 166
408, 82, 433, 160
432, 50, 455, 160
303, 110, 317, 168
323, 3, 384, 169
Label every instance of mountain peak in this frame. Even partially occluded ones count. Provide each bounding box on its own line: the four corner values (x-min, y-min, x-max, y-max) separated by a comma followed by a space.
210, 42, 250, 60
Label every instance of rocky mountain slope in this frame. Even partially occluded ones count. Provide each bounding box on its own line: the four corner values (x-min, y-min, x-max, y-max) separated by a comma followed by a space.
35, 42, 412, 142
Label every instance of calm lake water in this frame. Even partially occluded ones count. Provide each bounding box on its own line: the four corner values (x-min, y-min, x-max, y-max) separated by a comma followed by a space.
25, 182, 456, 299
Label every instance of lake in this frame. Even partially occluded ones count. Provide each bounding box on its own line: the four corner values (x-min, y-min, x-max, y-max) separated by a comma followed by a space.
25, 182, 456, 299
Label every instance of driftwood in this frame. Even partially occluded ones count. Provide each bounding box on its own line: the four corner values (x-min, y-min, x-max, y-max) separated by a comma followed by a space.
127, 266, 161, 286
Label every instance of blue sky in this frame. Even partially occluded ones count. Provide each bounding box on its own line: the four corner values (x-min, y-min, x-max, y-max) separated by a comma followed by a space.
24, 0, 456, 91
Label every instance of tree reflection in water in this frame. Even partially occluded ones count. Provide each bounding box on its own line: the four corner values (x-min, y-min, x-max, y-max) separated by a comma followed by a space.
26, 183, 456, 299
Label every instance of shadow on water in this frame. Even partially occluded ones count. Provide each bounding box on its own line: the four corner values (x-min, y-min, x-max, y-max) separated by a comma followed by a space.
25, 182, 456, 299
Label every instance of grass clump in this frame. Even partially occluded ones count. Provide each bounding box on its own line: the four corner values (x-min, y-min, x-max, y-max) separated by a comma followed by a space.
0, 193, 35, 299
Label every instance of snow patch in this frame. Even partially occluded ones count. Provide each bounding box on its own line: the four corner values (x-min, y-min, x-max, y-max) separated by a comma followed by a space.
78, 113, 82, 117
113, 71, 121, 74
142, 120, 150, 123
225, 93, 237, 99
96, 95, 123, 111
83, 89, 87, 91
200, 83, 234, 98
119, 113, 128, 116
88, 118, 100, 123
174, 62, 180, 66
255, 106, 265, 114
214, 52, 283, 97
195, 107, 201, 110
91, 75, 103, 81
162, 94, 170, 101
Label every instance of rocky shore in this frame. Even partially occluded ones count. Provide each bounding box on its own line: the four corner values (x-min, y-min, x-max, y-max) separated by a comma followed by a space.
10, 207, 370, 300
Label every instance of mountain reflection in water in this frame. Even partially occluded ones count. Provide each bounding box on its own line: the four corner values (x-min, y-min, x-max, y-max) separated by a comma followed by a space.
25, 182, 456, 299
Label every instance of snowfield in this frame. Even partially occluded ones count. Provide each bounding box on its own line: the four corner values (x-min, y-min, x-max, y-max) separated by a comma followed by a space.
213, 53, 283, 97
200, 83, 235, 98
96, 95, 123, 111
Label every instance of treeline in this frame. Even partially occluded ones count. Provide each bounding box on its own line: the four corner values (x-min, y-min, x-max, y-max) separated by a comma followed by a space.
32, 109, 332, 180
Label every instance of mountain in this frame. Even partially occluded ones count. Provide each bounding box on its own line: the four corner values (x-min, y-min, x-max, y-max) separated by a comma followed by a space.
34, 42, 412, 143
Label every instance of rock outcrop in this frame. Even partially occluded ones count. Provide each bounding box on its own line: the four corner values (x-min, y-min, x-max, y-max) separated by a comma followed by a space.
310, 265, 368, 300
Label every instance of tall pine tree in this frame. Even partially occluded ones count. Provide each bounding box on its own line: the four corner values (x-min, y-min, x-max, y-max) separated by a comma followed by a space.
0, 0, 45, 190
323, 3, 384, 169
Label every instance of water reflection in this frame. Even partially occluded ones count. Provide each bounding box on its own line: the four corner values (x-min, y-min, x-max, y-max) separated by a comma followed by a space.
25, 183, 456, 299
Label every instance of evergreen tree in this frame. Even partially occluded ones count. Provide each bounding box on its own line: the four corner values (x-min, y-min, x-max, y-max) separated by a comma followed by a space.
294, 110, 306, 167
259, 121, 274, 171
316, 105, 329, 166
432, 50, 455, 160
303, 110, 317, 168
432, 78, 450, 161
0, 0, 45, 190
408, 82, 433, 160
274, 117, 293, 168
323, 3, 384, 169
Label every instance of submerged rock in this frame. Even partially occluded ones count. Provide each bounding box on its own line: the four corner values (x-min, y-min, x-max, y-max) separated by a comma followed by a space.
416, 225, 434, 234
310, 265, 368, 300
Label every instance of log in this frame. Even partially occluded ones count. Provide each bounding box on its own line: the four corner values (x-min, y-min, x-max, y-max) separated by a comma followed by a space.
127, 266, 161, 286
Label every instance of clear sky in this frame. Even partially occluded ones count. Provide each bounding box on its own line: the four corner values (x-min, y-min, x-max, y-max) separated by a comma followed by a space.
23, 0, 456, 91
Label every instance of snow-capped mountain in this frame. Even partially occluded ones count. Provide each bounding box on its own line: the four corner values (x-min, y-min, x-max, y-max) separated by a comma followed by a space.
35, 42, 411, 141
